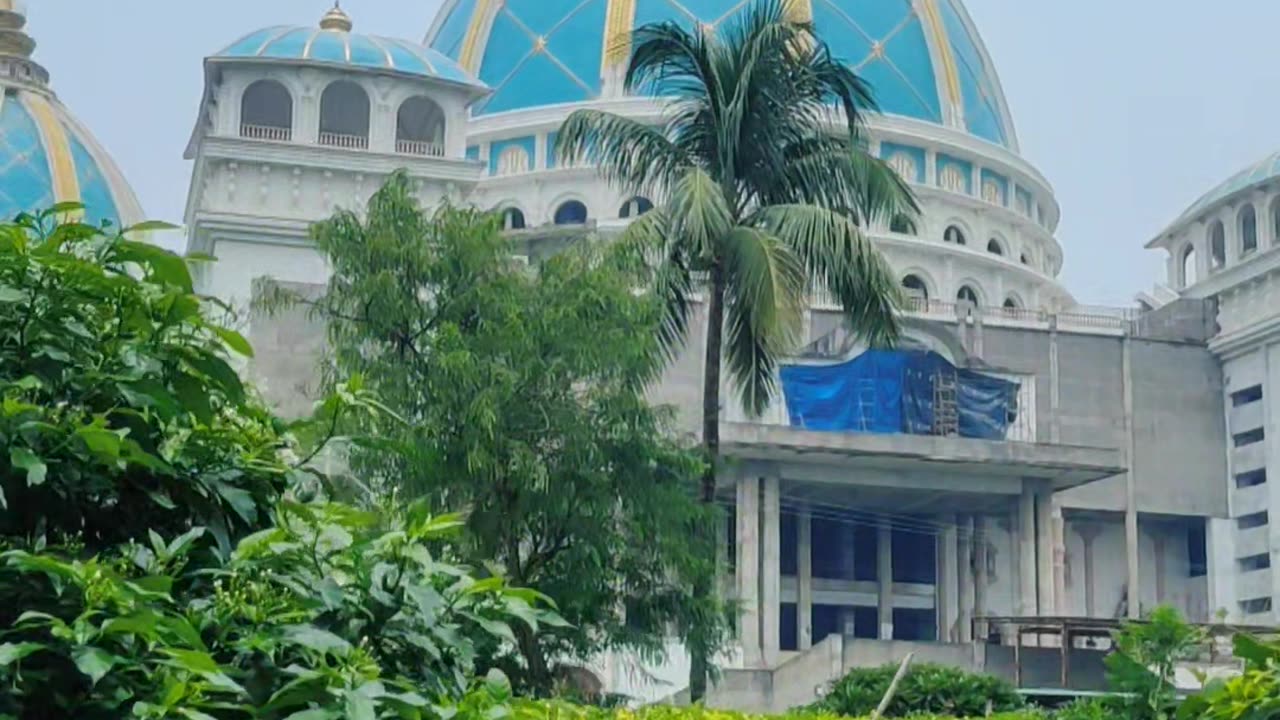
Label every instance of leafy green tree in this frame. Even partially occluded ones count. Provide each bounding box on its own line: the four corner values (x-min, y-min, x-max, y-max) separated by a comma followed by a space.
1106, 605, 1204, 720
0, 207, 286, 552
293, 173, 724, 692
1179, 633, 1280, 719
812, 662, 1024, 718
555, 0, 917, 696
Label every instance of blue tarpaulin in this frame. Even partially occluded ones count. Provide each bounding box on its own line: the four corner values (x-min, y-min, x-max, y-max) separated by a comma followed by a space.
779, 350, 1019, 440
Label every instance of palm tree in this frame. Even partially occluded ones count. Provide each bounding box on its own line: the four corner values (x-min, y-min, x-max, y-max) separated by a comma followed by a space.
556, 0, 917, 699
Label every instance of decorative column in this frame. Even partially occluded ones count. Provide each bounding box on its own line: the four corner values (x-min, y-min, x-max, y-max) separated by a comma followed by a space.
798, 509, 813, 650
974, 515, 989, 639
1035, 484, 1056, 616
1018, 486, 1039, 617
938, 520, 959, 642
958, 515, 975, 642
736, 476, 761, 665
878, 518, 894, 640
761, 477, 781, 667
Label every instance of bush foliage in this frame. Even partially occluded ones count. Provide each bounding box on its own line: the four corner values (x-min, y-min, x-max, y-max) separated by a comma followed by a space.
812, 662, 1024, 718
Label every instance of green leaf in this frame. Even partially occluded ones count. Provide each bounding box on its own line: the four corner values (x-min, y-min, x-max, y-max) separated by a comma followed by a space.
283, 625, 351, 656
10, 447, 46, 487
161, 648, 220, 674
212, 326, 254, 358
0, 642, 43, 666
344, 689, 377, 720
0, 286, 24, 303
72, 646, 117, 686
283, 710, 339, 720
123, 220, 180, 233
76, 426, 123, 459
102, 611, 159, 638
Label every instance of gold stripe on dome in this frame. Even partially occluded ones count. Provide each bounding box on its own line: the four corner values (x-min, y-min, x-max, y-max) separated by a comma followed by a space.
601, 0, 636, 73
460, 0, 499, 74
22, 93, 82, 216
918, 0, 961, 123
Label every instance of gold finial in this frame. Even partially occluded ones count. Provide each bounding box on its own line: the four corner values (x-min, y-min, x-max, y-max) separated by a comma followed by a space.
0, 0, 33, 60
319, 2, 353, 32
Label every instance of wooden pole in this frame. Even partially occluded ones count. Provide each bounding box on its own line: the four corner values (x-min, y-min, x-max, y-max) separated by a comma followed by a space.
870, 653, 915, 720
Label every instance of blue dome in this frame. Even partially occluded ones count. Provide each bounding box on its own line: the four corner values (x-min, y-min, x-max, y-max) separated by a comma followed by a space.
426, 0, 1016, 149
216, 24, 483, 88
0, 88, 141, 227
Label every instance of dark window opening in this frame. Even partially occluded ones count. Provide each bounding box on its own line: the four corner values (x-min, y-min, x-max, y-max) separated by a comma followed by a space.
1234, 428, 1265, 447
553, 200, 588, 225
781, 602, 797, 651
1239, 553, 1271, 572
1241, 597, 1272, 615
781, 511, 798, 576
893, 525, 936, 584
1237, 469, 1268, 489
1232, 385, 1263, 407
1188, 523, 1207, 578
1238, 511, 1269, 530
893, 608, 936, 642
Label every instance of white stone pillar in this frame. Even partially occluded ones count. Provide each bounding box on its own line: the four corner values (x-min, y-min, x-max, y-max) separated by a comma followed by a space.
1018, 486, 1038, 617
958, 515, 975, 642
1036, 486, 1056, 615
798, 509, 813, 650
736, 476, 761, 665
1122, 336, 1141, 620
974, 515, 988, 638
878, 518, 894, 640
761, 476, 781, 667
938, 520, 959, 642
1206, 518, 1238, 622
1077, 524, 1102, 618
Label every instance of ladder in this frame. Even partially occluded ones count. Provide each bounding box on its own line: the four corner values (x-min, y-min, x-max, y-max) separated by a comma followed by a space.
932, 371, 960, 437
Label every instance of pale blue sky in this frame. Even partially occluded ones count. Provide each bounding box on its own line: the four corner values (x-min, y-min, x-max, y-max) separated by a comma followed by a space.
30, 1, 1280, 305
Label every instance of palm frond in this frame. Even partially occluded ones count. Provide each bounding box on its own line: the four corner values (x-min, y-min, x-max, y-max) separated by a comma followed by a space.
614, 208, 695, 364
720, 225, 805, 417
755, 203, 902, 347
556, 110, 687, 194
669, 167, 734, 265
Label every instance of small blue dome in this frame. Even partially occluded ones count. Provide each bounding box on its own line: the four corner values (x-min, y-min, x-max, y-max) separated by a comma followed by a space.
426, 0, 1016, 149
217, 20, 483, 88
0, 88, 141, 227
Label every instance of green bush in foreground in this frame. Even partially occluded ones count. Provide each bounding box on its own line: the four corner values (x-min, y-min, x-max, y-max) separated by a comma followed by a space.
506, 701, 1044, 720
812, 662, 1024, 718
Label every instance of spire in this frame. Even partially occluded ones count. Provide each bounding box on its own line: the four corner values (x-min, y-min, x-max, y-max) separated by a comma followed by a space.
0, 1, 48, 88
319, 2, 353, 32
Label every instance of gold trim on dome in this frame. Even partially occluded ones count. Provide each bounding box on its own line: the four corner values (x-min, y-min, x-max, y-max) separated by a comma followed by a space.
783, 0, 812, 24
319, 3, 353, 32
22, 93, 82, 216
460, 0, 499, 74
918, 0, 961, 123
601, 0, 635, 72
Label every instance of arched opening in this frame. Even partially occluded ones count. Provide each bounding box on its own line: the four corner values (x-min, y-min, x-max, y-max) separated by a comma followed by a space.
1002, 296, 1021, 310
619, 196, 653, 219
1181, 244, 1197, 288
890, 214, 916, 235
1020, 252, 1033, 268
987, 238, 1004, 256
956, 285, 980, 306
944, 225, 966, 245
902, 274, 929, 306
1271, 197, 1280, 247
1209, 221, 1226, 269
501, 207, 526, 231
553, 200, 588, 226
1240, 205, 1258, 254
396, 96, 446, 156
240, 79, 292, 141
319, 80, 370, 149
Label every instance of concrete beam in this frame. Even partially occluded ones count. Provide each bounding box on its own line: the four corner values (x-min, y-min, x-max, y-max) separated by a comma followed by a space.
798, 510, 813, 650
938, 519, 959, 642
1019, 486, 1038, 616
958, 515, 975, 643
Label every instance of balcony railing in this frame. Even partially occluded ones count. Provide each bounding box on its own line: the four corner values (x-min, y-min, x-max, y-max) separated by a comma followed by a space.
318, 131, 369, 150
240, 123, 291, 142
396, 139, 445, 157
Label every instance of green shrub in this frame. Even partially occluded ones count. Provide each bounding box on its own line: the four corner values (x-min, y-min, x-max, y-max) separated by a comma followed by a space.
1051, 698, 1109, 720
504, 701, 1046, 720
813, 662, 1024, 717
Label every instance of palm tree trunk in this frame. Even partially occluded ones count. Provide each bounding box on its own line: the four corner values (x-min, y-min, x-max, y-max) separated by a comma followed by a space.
689, 266, 725, 703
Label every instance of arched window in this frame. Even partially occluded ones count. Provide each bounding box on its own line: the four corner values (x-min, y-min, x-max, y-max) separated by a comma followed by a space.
319, 80, 370, 149
495, 146, 530, 176
1209, 221, 1226, 269
1240, 205, 1258, 254
501, 207, 526, 231
396, 96, 446, 156
987, 238, 1004, 256
981, 179, 1004, 205
944, 225, 966, 245
1181, 244, 1197, 288
890, 214, 916, 235
619, 196, 653, 219
1271, 198, 1280, 247
940, 165, 967, 193
1020, 252, 1034, 268
902, 274, 929, 302
240, 79, 292, 141
1003, 296, 1021, 310
957, 285, 980, 306
554, 200, 588, 226
887, 152, 917, 182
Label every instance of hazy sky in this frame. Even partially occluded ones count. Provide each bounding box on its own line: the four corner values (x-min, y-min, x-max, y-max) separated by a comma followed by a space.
30, 1, 1280, 305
